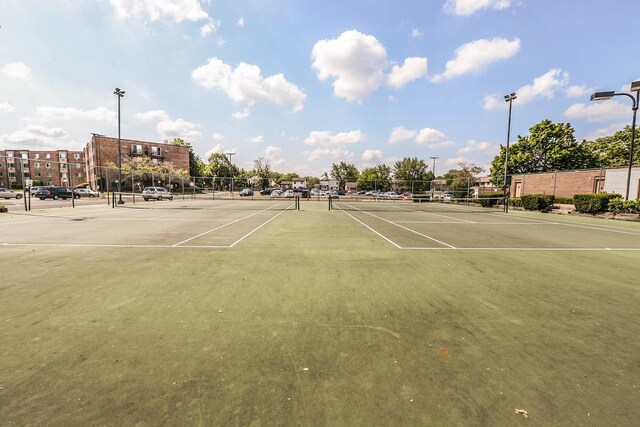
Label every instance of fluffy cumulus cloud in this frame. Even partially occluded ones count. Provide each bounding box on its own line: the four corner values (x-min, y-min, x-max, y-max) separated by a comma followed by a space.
312, 30, 427, 102
565, 85, 594, 98
36, 106, 116, 124
0, 125, 71, 150
432, 37, 520, 83
0, 102, 16, 113
458, 140, 495, 154
200, 18, 221, 38
388, 126, 417, 144
564, 100, 630, 122
192, 58, 306, 112
304, 130, 365, 148
444, 0, 512, 16
135, 109, 202, 139
2, 62, 31, 80
415, 128, 447, 146
386, 57, 428, 89
307, 148, 356, 162
483, 69, 569, 110
264, 146, 282, 160
362, 149, 383, 161
205, 143, 228, 158
108, 0, 209, 22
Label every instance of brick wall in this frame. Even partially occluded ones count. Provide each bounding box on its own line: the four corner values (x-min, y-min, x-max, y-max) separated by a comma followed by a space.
510, 169, 606, 198
1, 149, 85, 187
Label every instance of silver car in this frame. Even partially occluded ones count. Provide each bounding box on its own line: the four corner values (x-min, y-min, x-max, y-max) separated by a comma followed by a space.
142, 187, 173, 201
0, 188, 23, 199
74, 188, 99, 198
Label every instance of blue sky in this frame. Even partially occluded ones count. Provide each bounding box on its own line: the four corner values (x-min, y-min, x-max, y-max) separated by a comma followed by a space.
1, 0, 639, 177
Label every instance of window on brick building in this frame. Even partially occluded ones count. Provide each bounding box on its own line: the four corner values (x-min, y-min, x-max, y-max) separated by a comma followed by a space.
9, 172, 16, 177
76, 164, 81, 169
35, 153, 40, 159
47, 173, 52, 178
21, 153, 28, 159
59, 153, 67, 159
74, 153, 80, 160
8, 162, 14, 168
77, 173, 82, 178
36, 173, 41, 177
45, 163, 51, 168
34, 163, 40, 168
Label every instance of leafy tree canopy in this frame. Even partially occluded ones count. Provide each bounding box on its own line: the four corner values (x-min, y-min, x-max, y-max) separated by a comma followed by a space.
330, 162, 359, 189
167, 138, 205, 177
358, 164, 392, 191
583, 125, 640, 168
393, 157, 434, 192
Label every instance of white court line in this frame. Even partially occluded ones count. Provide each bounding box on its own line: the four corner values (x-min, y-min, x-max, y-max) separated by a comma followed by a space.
400, 246, 640, 251
388, 204, 476, 223
488, 212, 640, 237
1, 242, 230, 249
339, 203, 456, 249
230, 208, 291, 247
393, 221, 561, 225
172, 202, 292, 247
339, 210, 402, 249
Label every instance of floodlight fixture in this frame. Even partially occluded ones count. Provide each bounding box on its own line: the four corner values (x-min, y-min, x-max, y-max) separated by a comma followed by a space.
590, 91, 615, 101
631, 80, 640, 92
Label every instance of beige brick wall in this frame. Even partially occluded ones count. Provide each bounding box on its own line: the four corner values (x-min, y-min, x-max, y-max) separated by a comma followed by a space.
510, 169, 605, 198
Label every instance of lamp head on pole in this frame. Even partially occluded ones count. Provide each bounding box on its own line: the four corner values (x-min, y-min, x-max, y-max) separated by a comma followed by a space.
590, 91, 615, 101
504, 93, 517, 102
114, 88, 125, 97
630, 81, 640, 92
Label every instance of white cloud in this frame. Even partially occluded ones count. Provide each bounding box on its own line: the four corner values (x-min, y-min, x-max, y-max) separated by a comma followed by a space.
36, 106, 116, 124
444, 0, 512, 16
312, 30, 387, 102
304, 130, 365, 147
483, 69, 569, 110
388, 126, 417, 144
0, 125, 71, 150
445, 156, 470, 166
232, 108, 251, 119
582, 123, 627, 141
249, 135, 264, 144
157, 118, 202, 139
212, 133, 225, 141
205, 143, 227, 158
1, 62, 31, 80
264, 146, 282, 160
564, 100, 630, 122
565, 85, 594, 98
415, 127, 447, 145
432, 37, 520, 82
135, 110, 170, 122
200, 18, 221, 38
108, 0, 209, 22
215, 37, 226, 48
426, 140, 456, 149
0, 102, 16, 113
411, 28, 423, 38
236, 18, 244, 28
458, 140, 495, 154
308, 148, 356, 162
386, 57, 428, 89
192, 57, 306, 112
362, 149, 383, 161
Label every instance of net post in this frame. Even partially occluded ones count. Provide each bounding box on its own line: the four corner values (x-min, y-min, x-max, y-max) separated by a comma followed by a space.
328, 195, 332, 211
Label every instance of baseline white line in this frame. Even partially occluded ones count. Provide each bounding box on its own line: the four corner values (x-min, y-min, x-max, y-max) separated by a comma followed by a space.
339, 210, 402, 248
392, 221, 561, 225
1, 242, 230, 248
489, 212, 640, 236
229, 208, 291, 247
172, 202, 291, 247
400, 247, 640, 251
389, 204, 476, 223
340, 203, 456, 249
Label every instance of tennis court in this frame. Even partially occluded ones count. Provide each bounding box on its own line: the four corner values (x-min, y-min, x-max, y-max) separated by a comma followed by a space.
1, 197, 639, 425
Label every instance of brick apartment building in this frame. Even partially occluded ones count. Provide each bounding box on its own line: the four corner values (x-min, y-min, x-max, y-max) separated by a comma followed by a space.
509, 166, 640, 199
1, 135, 189, 190
84, 135, 190, 191
0, 149, 85, 188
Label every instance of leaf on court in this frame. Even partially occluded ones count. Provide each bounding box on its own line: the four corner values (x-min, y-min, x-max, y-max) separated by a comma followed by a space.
515, 408, 528, 418
439, 347, 449, 356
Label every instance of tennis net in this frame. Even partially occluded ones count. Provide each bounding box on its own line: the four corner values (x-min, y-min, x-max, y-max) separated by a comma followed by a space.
329, 196, 506, 213
109, 192, 300, 211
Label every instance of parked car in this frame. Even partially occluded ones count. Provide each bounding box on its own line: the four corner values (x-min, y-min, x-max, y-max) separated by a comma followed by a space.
0, 188, 23, 199
142, 187, 173, 201
384, 191, 401, 199
239, 188, 254, 196
260, 187, 275, 196
270, 189, 282, 197
401, 192, 413, 199
310, 188, 321, 196
34, 186, 76, 200
327, 190, 339, 198
442, 193, 453, 201
283, 189, 295, 198
300, 189, 310, 198
357, 190, 366, 195
30, 186, 47, 196
74, 188, 99, 198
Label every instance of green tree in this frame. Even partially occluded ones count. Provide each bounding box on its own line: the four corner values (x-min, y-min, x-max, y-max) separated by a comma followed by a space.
253, 157, 272, 190
490, 119, 597, 186
358, 164, 392, 191
205, 153, 241, 190
393, 157, 433, 192
330, 162, 359, 190
278, 172, 300, 183
168, 138, 205, 177
584, 125, 640, 168
442, 161, 485, 197
305, 176, 320, 187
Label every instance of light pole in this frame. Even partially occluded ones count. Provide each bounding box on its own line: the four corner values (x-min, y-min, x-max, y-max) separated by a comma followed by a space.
503, 92, 517, 213
114, 87, 125, 204
225, 151, 235, 195
429, 156, 438, 198
590, 81, 639, 201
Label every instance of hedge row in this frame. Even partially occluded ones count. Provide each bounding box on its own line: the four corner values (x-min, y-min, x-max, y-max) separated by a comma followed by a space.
607, 198, 640, 214
573, 194, 621, 213
519, 194, 555, 211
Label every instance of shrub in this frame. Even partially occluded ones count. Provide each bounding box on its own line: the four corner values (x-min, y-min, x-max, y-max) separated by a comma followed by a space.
607, 197, 624, 214
623, 200, 640, 214
478, 193, 503, 207
509, 197, 522, 207
554, 196, 574, 205
573, 194, 621, 213
520, 194, 555, 211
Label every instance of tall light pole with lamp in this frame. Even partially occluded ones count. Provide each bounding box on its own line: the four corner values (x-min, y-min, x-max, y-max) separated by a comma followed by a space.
429, 156, 438, 199
503, 92, 517, 213
590, 80, 639, 201
114, 87, 125, 204
225, 151, 235, 195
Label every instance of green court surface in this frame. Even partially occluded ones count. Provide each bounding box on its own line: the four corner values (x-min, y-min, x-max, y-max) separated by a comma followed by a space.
1, 200, 639, 425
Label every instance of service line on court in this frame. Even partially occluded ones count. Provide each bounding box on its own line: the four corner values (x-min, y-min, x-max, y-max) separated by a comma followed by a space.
230, 208, 291, 247
171, 202, 292, 247
389, 204, 476, 223
338, 209, 402, 248
338, 203, 456, 249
